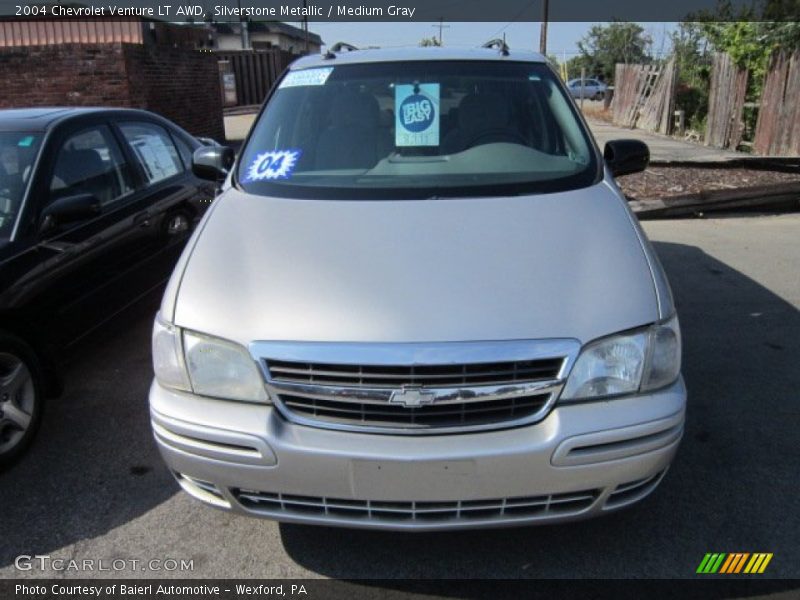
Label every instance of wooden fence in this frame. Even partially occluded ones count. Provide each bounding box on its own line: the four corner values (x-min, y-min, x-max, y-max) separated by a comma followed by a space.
216, 49, 295, 106
637, 58, 678, 134
704, 53, 748, 150
612, 63, 657, 127
610, 50, 798, 157
611, 59, 677, 134
754, 50, 800, 156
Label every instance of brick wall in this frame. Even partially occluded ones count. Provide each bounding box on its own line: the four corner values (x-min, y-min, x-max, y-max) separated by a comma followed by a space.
0, 42, 224, 141
123, 43, 224, 140
0, 44, 131, 107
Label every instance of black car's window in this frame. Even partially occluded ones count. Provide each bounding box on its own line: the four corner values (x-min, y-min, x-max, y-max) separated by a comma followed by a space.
173, 135, 195, 170
50, 126, 134, 207
0, 132, 41, 240
119, 122, 183, 184
239, 61, 597, 200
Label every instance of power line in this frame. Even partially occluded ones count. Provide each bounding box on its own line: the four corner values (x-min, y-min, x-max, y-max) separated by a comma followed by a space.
488, 0, 537, 40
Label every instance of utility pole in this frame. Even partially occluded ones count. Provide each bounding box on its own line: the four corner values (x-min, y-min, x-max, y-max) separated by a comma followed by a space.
538, 0, 549, 55
237, 0, 248, 49
303, 0, 309, 54
433, 18, 450, 46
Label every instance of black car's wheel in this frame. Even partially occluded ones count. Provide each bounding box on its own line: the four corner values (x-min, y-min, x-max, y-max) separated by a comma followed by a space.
0, 334, 44, 470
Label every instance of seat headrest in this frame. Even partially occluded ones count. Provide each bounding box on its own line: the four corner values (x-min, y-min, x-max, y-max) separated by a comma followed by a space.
330, 89, 380, 128
55, 149, 106, 186
458, 93, 510, 133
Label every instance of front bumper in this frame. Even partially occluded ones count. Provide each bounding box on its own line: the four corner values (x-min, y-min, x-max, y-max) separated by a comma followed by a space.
149, 377, 686, 531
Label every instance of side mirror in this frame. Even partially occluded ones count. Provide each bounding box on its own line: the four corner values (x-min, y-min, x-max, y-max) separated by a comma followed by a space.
604, 139, 650, 177
40, 192, 101, 233
195, 136, 221, 147
192, 146, 235, 182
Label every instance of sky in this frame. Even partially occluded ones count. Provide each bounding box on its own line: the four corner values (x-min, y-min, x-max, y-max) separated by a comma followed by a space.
307, 21, 678, 59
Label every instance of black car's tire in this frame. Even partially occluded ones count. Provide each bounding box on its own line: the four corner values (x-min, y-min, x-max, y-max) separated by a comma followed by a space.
0, 333, 44, 470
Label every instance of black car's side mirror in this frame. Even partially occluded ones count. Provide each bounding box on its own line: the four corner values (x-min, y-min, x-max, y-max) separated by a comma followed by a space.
604, 139, 650, 177
192, 146, 235, 182
40, 192, 101, 233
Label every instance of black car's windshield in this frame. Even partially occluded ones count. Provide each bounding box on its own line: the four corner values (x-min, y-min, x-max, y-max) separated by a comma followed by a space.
238, 60, 598, 200
0, 131, 42, 240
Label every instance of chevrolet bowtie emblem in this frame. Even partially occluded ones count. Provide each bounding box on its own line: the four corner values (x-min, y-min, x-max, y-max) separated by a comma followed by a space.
389, 387, 435, 408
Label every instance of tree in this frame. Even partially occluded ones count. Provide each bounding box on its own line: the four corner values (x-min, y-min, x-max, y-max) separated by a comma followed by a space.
670, 22, 711, 88
419, 37, 441, 47
688, 1, 800, 77
573, 22, 653, 82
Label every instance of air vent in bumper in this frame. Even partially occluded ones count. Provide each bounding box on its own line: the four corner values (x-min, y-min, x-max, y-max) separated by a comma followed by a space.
233, 488, 601, 523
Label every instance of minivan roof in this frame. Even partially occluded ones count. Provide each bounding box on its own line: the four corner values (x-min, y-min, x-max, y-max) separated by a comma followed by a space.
291, 46, 549, 70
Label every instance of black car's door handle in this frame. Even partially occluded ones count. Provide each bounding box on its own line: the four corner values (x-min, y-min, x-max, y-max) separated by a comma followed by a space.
133, 211, 151, 228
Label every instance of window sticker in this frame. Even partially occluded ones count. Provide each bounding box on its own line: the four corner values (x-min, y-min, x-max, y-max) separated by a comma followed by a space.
17, 135, 35, 147
279, 67, 334, 89
130, 135, 179, 183
395, 83, 440, 147
245, 150, 302, 181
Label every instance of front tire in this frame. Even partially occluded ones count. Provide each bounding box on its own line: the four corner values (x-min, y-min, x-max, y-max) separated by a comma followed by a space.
0, 334, 44, 470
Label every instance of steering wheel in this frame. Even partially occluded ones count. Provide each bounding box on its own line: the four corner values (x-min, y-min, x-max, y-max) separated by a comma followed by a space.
464, 128, 528, 149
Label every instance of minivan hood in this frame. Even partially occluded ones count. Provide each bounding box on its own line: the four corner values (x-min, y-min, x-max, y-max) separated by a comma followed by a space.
173, 183, 657, 347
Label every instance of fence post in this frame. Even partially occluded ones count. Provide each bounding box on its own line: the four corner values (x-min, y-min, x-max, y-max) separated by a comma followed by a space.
580, 67, 586, 110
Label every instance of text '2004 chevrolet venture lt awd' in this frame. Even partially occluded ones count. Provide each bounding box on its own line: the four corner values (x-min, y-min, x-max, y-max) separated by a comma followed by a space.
149, 45, 686, 531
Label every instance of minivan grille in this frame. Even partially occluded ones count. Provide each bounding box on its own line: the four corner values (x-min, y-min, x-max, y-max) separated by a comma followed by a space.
266, 358, 563, 388
256, 341, 576, 435
233, 488, 600, 523
279, 393, 550, 429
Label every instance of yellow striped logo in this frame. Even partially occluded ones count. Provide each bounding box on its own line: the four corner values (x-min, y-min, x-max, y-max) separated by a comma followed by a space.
697, 553, 773, 574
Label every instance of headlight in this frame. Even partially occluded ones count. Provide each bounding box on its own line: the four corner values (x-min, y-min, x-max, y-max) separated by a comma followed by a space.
560, 315, 681, 401
151, 313, 268, 403
641, 316, 681, 391
152, 314, 191, 392
183, 330, 268, 403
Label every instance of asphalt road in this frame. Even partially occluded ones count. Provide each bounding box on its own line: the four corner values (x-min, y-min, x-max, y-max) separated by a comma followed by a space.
1, 214, 799, 582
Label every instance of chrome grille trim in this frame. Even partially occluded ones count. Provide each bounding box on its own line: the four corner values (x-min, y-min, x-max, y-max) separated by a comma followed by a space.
233, 488, 601, 522
263, 379, 562, 405
280, 392, 552, 429
250, 340, 580, 435
266, 358, 563, 387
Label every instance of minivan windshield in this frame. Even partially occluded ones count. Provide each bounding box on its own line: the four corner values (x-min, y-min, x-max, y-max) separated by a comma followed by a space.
0, 132, 41, 241
238, 60, 598, 200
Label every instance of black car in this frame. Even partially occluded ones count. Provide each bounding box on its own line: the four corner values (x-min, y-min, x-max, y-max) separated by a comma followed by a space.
0, 107, 218, 467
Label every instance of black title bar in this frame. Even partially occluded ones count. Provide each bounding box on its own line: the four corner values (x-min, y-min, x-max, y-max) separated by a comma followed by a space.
1, 0, 798, 21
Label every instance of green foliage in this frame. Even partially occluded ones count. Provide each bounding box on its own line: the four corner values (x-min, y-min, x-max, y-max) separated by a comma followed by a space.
573, 22, 653, 82
669, 22, 712, 133
676, 86, 709, 133
689, 2, 800, 79
670, 22, 711, 88
668, 0, 800, 137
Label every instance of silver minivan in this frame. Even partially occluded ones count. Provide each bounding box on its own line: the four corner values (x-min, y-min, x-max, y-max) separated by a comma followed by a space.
150, 47, 685, 531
